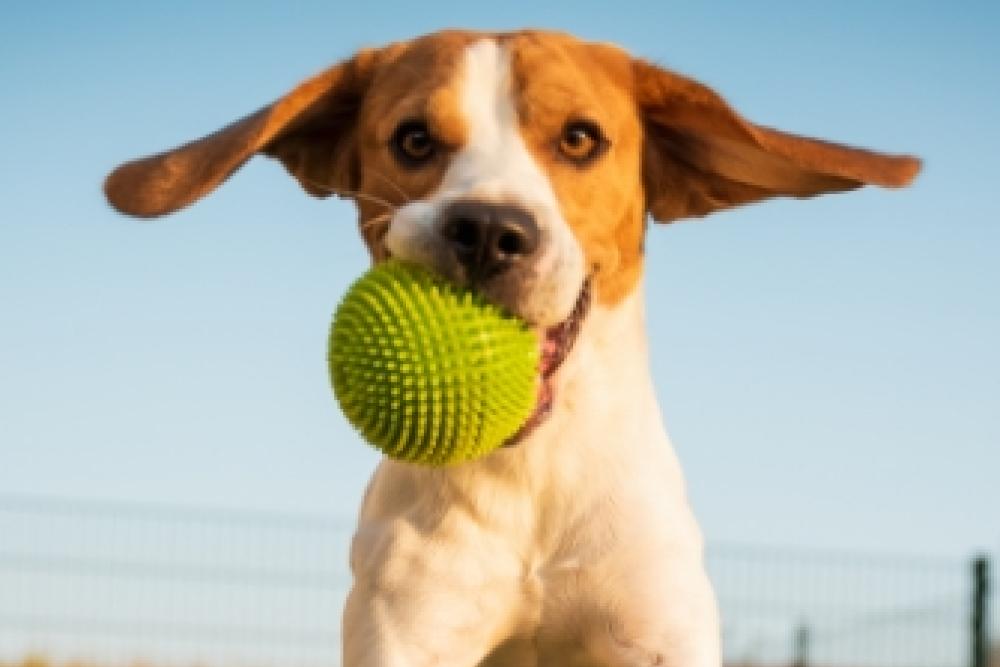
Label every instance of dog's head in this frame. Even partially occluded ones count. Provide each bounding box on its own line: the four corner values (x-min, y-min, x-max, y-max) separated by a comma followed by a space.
105, 30, 919, 432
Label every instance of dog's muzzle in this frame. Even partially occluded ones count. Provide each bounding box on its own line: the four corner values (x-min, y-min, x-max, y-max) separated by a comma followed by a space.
439, 200, 540, 284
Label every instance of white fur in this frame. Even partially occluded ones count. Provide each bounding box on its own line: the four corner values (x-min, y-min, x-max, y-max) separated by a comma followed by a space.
384, 39, 585, 328
346, 38, 720, 667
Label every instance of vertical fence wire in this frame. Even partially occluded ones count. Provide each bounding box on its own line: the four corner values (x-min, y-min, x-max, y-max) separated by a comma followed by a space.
706, 544, 978, 667
0, 494, 995, 667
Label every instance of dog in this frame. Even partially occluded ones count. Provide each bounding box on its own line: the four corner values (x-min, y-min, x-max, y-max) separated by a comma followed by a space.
104, 29, 919, 667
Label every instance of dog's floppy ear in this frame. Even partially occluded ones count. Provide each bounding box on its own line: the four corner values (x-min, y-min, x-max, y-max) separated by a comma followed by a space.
104, 50, 380, 218
633, 60, 921, 223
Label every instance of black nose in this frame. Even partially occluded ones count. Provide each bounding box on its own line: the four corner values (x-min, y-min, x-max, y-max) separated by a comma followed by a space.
440, 201, 540, 281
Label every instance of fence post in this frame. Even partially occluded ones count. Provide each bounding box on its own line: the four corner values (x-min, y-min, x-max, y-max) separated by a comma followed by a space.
971, 554, 990, 667
792, 619, 810, 667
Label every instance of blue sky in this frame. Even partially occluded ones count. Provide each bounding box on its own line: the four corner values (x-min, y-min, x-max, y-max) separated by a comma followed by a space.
1, 1, 997, 559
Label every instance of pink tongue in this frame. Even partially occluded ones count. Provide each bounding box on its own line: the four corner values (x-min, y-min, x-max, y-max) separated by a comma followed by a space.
540, 333, 561, 377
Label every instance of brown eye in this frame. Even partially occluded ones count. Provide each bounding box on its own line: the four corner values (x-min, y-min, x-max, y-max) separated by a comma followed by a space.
559, 120, 607, 164
391, 120, 436, 166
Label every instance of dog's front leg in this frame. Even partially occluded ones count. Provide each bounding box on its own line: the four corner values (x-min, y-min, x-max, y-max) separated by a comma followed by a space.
583, 551, 722, 667
342, 578, 520, 667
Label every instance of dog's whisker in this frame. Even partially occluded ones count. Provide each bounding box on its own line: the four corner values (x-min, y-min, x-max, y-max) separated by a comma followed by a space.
349, 191, 398, 212
364, 168, 413, 204
299, 177, 399, 213
360, 212, 392, 232
359, 212, 393, 260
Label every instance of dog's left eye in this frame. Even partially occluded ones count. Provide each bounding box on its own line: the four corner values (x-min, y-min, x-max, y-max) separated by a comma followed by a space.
391, 120, 437, 166
559, 120, 607, 164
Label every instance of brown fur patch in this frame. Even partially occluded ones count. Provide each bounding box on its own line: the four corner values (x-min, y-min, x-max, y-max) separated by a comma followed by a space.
352, 32, 479, 255
632, 59, 921, 223
506, 32, 647, 306
104, 50, 383, 218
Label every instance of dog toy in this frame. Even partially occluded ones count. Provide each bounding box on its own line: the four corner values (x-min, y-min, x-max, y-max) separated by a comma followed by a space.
328, 261, 538, 465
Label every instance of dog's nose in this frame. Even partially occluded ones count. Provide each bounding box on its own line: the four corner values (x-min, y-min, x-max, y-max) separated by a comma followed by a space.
440, 201, 540, 280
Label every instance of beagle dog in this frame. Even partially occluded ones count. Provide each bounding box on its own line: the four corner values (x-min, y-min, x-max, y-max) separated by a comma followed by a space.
104, 29, 919, 667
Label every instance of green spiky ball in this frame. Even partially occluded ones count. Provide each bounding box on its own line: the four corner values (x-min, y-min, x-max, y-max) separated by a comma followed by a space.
328, 261, 539, 466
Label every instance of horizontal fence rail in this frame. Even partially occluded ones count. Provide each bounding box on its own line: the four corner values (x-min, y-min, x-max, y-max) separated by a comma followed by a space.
0, 494, 994, 667
707, 544, 983, 667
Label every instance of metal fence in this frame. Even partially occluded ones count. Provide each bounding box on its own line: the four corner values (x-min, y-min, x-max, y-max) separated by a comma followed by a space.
707, 545, 989, 667
0, 494, 994, 667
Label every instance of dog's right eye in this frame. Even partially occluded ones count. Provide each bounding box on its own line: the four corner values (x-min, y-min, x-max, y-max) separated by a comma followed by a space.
559, 120, 608, 165
391, 120, 436, 167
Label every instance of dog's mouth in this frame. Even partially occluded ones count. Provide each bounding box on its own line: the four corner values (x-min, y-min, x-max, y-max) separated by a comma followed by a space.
504, 279, 592, 447
379, 252, 592, 449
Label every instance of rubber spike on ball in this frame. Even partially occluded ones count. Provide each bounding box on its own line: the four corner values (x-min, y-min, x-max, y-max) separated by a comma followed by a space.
329, 261, 539, 466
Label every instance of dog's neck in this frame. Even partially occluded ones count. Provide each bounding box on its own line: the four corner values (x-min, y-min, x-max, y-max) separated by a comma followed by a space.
524, 279, 673, 462
432, 274, 683, 487
554, 283, 657, 425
